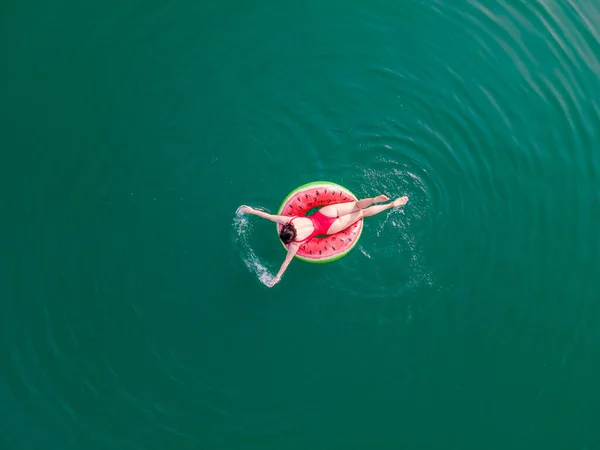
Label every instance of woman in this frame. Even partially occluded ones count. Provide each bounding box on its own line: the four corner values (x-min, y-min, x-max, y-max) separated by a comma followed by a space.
240, 194, 409, 287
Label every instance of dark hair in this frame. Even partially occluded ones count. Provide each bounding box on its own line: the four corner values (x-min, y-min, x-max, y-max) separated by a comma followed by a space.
279, 223, 297, 244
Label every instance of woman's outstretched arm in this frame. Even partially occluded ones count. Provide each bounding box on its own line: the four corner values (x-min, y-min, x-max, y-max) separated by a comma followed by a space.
270, 242, 299, 287
240, 205, 290, 224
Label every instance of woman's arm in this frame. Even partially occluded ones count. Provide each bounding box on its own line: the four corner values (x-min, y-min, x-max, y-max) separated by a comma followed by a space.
270, 243, 299, 287
240, 205, 290, 224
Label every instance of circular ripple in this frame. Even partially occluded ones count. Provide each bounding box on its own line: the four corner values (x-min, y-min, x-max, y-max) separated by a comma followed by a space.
232, 0, 600, 318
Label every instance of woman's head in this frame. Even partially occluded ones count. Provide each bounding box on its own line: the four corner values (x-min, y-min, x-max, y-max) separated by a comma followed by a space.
279, 223, 297, 244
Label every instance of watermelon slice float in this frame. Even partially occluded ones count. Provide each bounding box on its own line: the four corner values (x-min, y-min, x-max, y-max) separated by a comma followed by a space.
276, 181, 363, 263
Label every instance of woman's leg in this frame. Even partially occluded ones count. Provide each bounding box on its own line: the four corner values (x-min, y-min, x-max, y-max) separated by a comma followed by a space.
319, 195, 389, 217
326, 196, 408, 234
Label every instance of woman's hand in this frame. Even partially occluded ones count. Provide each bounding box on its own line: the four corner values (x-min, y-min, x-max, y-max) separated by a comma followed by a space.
270, 243, 297, 287
239, 205, 254, 214
269, 275, 281, 287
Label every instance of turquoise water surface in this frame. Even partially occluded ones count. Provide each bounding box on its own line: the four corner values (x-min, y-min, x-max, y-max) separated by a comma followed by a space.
2, 1, 600, 449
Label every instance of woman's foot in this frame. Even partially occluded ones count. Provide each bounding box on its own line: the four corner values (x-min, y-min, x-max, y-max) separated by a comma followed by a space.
357, 195, 408, 219
392, 196, 409, 207
374, 195, 390, 203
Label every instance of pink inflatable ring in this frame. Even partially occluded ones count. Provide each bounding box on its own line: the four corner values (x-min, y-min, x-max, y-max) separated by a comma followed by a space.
276, 181, 363, 263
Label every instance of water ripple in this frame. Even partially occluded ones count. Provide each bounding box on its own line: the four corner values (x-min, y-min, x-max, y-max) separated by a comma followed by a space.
7, 0, 600, 448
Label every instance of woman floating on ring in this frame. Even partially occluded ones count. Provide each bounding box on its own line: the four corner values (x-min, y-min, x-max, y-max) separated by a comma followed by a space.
239, 193, 408, 287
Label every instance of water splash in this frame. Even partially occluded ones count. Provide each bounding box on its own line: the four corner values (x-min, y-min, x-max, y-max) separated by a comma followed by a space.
349, 163, 435, 295
358, 245, 372, 259
233, 207, 275, 287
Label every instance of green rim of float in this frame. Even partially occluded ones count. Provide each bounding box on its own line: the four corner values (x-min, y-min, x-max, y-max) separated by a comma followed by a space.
276, 181, 363, 264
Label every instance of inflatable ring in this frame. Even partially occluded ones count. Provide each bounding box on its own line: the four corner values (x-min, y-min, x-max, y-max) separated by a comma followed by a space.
276, 181, 363, 263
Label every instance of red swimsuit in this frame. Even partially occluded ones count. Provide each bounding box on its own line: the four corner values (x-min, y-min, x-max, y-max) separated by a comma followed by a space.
288, 211, 337, 243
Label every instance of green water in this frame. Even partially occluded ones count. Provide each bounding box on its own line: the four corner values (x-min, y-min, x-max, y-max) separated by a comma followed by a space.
2, 0, 600, 448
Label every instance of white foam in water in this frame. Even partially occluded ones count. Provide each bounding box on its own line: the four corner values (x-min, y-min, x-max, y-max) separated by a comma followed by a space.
355, 166, 435, 293
233, 207, 275, 287
376, 207, 405, 238
359, 245, 372, 259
